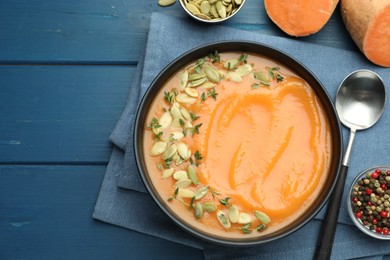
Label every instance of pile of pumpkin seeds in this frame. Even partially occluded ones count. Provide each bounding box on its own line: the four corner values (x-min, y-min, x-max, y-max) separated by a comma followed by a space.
182, 0, 243, 21
147, 51, 285, 234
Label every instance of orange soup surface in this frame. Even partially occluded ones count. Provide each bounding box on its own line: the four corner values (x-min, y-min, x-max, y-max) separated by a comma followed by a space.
143, 52, 332, 238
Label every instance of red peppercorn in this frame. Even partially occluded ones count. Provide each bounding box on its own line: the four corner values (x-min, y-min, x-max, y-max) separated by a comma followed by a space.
366, 188, 373, 195
368, 201, 372, 206
384, 228, 389, 235
355, 211, 363, 218
371, 171, 379, 179
387, 170, 390, 176
372, 218, 378, 225
352, 197, 358, 203
381, 183, 387, 190
376, 227, 383, 234
380, 211, 388, 218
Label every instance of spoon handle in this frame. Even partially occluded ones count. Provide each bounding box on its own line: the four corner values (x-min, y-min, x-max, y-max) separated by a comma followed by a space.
314, 165, 349, 260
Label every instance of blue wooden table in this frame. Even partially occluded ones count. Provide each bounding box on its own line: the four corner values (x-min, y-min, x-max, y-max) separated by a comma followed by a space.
0, 1, 356, 259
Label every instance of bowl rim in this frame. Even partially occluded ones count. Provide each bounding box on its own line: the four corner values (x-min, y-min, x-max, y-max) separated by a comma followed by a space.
347, 165, 390, 240
134, 40, 343, 246
179, 0, 247, 23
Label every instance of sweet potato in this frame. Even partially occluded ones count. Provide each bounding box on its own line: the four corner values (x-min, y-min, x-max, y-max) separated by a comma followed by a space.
341, 0, 390, 67
264, 0, 339, 37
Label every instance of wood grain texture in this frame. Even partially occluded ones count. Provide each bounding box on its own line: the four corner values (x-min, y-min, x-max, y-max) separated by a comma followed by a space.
0, 66, 133, 163
0, 166, 203, 260
0, 0, 355, 63
0, 0, 363, 259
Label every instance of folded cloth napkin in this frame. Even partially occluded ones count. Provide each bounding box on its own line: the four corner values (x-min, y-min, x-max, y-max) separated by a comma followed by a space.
93, 12, 390, 259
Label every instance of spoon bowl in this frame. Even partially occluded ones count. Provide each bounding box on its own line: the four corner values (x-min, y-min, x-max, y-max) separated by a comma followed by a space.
336, 70, 386, 131
315, 69, 386, 259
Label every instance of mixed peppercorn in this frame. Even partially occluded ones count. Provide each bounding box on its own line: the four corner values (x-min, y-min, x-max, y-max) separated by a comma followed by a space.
351, 168, 390, 235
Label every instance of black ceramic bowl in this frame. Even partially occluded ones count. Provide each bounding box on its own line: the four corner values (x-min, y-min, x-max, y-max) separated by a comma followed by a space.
134, 41, 343, 246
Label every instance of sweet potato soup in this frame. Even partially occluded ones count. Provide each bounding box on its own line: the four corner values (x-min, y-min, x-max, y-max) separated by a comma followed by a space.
143, 51, 332, 238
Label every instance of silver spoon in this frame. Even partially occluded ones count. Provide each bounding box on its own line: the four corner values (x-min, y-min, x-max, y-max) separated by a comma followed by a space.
315, 69, 386, 259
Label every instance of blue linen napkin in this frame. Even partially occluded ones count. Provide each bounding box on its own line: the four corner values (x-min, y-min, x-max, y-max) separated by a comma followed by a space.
93, 12, 390, 259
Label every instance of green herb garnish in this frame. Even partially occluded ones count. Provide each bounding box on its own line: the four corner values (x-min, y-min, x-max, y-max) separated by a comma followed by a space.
220, 197, 230, 207
201, 92, 207, 102
207, 88, 218, 100
164, 91, 175, 103
194, 151, 203, 161
267, 67, 284, 82
209, 50, 220, 63
238, 54, 248, 63
190, 112, 200, 121
241, 223, 252, 234
190, 123, 202, 136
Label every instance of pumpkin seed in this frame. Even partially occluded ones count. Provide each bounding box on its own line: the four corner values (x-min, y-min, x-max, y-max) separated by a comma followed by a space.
174, 179, 192, 188
158, 0, 176, 7
217, 211, 231, 228
150, 141, 168, 156
200, 82, 216, 89
184, 87, 199, 98
194, 13, 211, 20
173, 170, 188, 181
177, 188, 195, 198
203, 202, 217, 212
170, 118, 182, 128
204, 66, 221, 83
194, 186, 209, 200
200, 1, 211, 14
187, 165, 199, 185
209, 0, 218, 4
170, 103, 184, 120
184, 120, 193, 130
224, 58, 239, 70
238, 212, 253, 224
152, 126, 162, 136
177, 142, 191, 160
253, 71, 269, 83
180, 70, 189, 90
172, 152, 184, 165
179, 106, 192, 121
186, 3, 201, 15
194, 202, 204, 219
210, 4, 218, 18
254, 210, 271, 224
226, 3, 232, 13
227, 72, 243, 82
236, 64, 253, 76
215, 1, 226, 19
228, 205, 240, 223
176, 93, 197, 104
162, 144, 177, 160
162, 168, 174, 179
159, 111, 173, 130
189, 77, 207, 87
188, 73, 206, 81
170, 131, 184, 141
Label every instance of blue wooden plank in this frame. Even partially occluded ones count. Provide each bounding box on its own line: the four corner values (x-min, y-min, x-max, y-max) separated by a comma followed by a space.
0, 0, 355, 63
0, 165, 203, 260
0, 66, 134, 163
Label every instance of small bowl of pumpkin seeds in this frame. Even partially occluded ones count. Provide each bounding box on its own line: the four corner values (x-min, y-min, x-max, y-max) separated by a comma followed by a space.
180, 0, 246, 23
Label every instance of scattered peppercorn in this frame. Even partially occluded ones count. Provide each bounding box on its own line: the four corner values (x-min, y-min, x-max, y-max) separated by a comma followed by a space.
351, 168, 390, 235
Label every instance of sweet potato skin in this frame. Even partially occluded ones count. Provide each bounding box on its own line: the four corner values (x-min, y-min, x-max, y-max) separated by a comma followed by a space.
264, 0, 339, 37
341, 0, 390, 67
